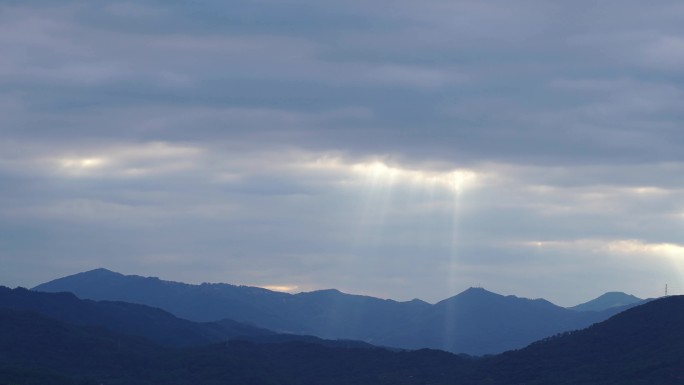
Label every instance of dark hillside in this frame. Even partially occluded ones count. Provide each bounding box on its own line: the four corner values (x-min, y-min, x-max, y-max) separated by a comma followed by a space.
2, 297, 684, 384
0, 307, 471, 385
479, 295, 684, 384
0, 286, 272, 347
0, 308, 165, 385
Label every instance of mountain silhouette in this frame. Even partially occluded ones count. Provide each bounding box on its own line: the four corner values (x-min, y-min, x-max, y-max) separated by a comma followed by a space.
1, 295, 683, 384
33, 268, 430, 339
0, 306, 471, 385
569, 291, 643, 312
480, 295, 684, 383
374, 287, 625, 355
0, 285, 273, 347
33, 268, 633, 355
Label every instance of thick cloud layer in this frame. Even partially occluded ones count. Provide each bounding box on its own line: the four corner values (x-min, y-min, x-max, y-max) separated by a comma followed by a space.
1, 1, 683, 305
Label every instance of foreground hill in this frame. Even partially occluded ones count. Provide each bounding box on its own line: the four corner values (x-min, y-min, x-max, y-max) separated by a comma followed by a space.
34, 268, 634, 355
1, 296, 682, 384
480, 295, 684, 384
0, 308, 472, 385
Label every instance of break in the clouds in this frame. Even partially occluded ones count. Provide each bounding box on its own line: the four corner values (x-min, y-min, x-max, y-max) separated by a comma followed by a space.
1, 1, 684, 305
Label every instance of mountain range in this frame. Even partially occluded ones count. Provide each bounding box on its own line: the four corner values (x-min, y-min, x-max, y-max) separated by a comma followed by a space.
1, 290, 681, 385
0, 286, 272, 347
33, 268, 645, 355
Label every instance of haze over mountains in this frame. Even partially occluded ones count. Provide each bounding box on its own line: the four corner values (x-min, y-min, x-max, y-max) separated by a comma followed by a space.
33, 268, 645, 355
1, 289, 681, 385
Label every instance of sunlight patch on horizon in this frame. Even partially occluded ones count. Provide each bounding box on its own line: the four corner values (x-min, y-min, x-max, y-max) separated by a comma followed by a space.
260, 284, 299, 293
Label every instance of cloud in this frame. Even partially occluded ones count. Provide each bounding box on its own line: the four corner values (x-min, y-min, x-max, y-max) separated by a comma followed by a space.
1, 0, 684, 304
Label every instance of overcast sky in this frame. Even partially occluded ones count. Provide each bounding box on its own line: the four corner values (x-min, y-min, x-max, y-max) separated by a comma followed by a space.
2, 1, 684, 306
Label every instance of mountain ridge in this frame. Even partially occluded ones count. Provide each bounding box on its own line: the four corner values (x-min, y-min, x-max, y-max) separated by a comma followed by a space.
0, 285, 274, 347
569, 291, 643, 312
1, 295, 683, 384
33, 268, 642, 355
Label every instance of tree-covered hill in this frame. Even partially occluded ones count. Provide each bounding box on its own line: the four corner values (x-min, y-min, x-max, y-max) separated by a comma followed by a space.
2, 295, 684, 384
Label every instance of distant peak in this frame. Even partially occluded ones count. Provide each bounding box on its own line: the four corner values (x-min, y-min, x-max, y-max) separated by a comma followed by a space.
600, 291, 640, 299
435, 287, 502, 304
310, 288, 342, 295
293, 288, 348, 299
570, 291, 643, 312
74, 268, 126, 279
466, 286, 487, 291
461, 287, 497, 296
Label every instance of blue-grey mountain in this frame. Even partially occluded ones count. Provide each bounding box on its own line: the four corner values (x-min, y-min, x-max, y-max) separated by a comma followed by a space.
33, 268, 430, 342
34, 269, 642, 354
0, 286, 273, 347
569, 291, 643, 312
479, 295, 684, 383
1, 295, 683, 384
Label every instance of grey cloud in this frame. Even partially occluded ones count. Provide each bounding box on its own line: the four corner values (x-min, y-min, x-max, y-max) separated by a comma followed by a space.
2, 1, 684, 304
4, 1, 683, 169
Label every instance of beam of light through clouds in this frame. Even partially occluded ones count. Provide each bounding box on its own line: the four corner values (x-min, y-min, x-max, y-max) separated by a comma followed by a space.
1, 1, 684, 306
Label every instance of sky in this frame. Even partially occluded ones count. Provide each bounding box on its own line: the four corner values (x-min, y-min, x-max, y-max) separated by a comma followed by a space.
1, 1, 684, 306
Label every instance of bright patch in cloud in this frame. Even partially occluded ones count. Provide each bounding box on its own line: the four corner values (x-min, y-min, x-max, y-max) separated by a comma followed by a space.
522, 239, 684, 259
303, 156, 478, 194
605, 240, 684, 258
54, 142, 203, 178
60, 157, 106, 170
351, 161, 478, 194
